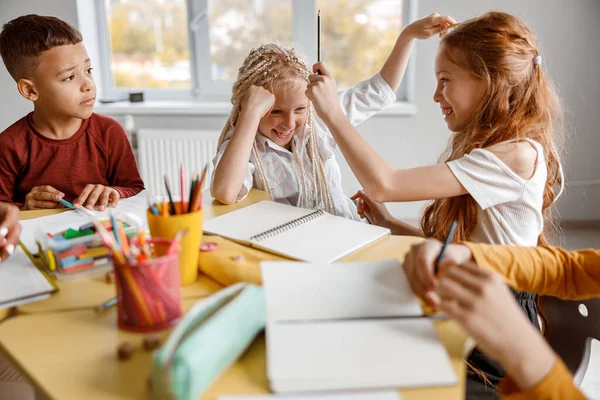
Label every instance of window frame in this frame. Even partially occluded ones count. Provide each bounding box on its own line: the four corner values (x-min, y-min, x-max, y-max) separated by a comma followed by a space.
95, 0, 418, 102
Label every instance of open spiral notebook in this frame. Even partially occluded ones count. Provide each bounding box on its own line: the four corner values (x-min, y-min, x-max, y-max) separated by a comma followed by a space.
202, 201, 390, 263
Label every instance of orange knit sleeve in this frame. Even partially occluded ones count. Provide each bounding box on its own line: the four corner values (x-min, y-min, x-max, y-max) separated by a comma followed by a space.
465, 243, 600, 299
498, 358, 585, 400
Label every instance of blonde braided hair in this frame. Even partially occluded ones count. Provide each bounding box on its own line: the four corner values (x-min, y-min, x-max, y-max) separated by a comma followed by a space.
217, 44, 335, 214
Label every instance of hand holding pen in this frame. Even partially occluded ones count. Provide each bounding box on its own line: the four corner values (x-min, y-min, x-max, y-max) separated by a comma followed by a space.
402, 221, 460, 309
22, 185, 64, 210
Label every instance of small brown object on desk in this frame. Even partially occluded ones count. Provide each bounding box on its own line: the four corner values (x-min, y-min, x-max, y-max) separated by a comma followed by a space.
117, 341, 134, 360
143, 334, 161, 351
105, 271, 115, 284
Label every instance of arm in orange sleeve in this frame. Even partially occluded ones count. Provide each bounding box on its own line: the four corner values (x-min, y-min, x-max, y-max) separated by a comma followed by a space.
499, 358, 586, 400
464, 243, 600, 300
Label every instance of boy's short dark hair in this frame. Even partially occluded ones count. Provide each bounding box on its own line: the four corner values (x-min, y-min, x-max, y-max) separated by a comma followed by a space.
0, 14, 82, 81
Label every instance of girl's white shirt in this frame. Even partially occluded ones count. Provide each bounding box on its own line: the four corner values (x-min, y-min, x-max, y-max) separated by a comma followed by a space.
212, 72, 397, 220
447, 138, 549, 246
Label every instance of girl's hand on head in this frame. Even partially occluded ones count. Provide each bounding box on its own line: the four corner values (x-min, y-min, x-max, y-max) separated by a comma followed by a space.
242, 85, 276, 120
22, 185, 64, 210
74, 184, 120, 211
0, 203, 21, 263
436, 262, 556, 388
402, 240, 472, 309
402, 13, 457, 40
306, 62, 343, 122
351, 190, 393, 226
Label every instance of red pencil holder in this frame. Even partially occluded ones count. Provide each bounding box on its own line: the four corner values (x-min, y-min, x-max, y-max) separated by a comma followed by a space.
113, 239, 182, 332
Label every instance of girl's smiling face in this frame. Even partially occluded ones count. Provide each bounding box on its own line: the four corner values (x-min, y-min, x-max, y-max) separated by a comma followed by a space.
433, 48, 487, 133
258, 79, 308, 149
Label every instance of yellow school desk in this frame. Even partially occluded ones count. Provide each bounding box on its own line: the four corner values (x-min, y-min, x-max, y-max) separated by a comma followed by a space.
1, 190, 470, 400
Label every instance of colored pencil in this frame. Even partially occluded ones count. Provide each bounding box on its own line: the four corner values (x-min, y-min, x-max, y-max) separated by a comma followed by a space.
94, 297, 117, 313
164, 175, 177, 215
187, 173, 198, 213
194, 163, 209, 211
179, 163, 186, 214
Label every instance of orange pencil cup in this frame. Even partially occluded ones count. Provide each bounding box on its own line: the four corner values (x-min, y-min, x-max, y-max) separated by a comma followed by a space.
147, 202, 203, 285
113, 239, 182, 332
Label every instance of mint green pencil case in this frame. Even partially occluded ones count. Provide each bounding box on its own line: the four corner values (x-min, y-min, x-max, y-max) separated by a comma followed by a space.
150, 283, 266, 400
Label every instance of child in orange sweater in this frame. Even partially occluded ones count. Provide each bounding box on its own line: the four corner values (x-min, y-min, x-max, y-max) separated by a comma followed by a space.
403, 241, 596, 400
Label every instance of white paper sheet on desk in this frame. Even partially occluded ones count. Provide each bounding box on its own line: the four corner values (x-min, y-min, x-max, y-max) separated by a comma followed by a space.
218, 391, 401, 400
19, 190, 151, 252
261, 259, 422, 321
0, 247, 53, 307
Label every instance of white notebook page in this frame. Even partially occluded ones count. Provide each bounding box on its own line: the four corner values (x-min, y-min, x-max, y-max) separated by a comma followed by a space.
0, 248, 53, 307
203, 201, 313, 241
257, 213, 389, 263
218, 391, 401, 400
267, 320, 457, 390
261, 259, 423, 321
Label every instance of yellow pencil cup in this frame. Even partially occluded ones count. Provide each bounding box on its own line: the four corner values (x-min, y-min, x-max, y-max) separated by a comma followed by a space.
147, 202, 203, 286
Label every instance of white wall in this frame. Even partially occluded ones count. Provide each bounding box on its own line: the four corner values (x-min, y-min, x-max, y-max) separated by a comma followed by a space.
1, 0, 598, 221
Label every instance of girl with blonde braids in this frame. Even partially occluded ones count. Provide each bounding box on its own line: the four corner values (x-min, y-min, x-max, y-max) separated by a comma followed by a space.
211, 39, 409, 220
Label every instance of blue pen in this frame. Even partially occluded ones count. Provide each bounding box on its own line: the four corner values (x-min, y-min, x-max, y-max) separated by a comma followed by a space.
434, 221, 458, 275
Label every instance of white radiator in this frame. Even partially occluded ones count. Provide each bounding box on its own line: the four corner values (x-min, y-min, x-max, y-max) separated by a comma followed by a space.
137, 129, 219, 198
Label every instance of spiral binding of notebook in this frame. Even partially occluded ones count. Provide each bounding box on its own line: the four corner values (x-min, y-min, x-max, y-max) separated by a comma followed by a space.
250, 209, 325, 242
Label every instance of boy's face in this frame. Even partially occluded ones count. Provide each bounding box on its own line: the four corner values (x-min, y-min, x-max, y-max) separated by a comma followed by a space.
30, 43, 96, 120
258, 80, 309, 150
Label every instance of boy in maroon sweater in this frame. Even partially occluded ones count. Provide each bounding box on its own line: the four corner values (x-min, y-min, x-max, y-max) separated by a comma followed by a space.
0, 15, 144, 211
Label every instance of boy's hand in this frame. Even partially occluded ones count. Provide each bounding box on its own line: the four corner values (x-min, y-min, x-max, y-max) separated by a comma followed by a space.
402, 240, 472, 309
74, 184, 120, 211
242, 85, 275, 120
306, 62, 343, 123
22, 186, 64, 210
0, 203, 21, 263
402, 13, 457, 40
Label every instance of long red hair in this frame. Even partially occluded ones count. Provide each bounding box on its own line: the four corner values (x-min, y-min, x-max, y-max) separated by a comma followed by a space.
420, 12, 564, 245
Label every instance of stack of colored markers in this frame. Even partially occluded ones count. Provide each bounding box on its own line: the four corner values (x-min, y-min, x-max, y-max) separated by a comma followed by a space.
45, 219, 132, 273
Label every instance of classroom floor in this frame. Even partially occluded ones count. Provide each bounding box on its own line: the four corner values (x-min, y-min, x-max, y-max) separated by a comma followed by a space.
552, 226, 600, 399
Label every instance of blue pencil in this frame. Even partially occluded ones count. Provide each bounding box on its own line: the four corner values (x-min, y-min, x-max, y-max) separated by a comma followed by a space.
94, 297, 117, 313
59, 199, 74, 209
434, 221, 458, 275
60, 198, 96, 218
110, 214, 121, 248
